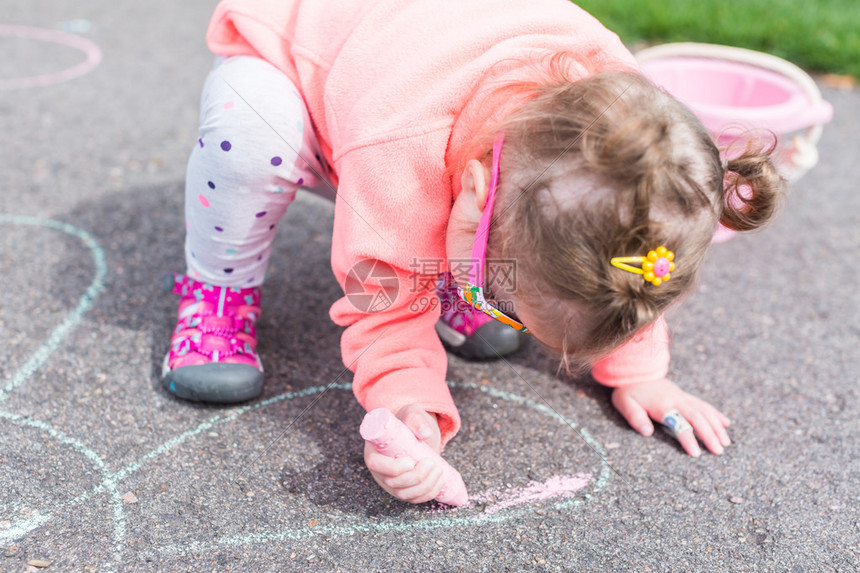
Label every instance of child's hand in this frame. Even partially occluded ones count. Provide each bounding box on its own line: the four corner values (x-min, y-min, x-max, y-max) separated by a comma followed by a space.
363, 404, 448, 503
611, 378, 732, 457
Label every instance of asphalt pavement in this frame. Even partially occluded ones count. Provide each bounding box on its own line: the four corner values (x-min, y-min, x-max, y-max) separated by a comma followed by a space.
1, 1, 858, 571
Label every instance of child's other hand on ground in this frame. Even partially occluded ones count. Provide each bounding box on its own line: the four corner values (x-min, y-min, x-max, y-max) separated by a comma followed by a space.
611, 378, 732, 457
363, 404, 448, 503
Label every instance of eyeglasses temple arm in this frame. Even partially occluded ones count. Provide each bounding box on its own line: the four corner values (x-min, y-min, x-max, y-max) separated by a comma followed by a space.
469, 132, 505, 287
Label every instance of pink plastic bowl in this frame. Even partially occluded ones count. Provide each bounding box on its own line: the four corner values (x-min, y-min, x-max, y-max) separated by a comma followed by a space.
637, 43, 834, 242
640, 57, 833, 135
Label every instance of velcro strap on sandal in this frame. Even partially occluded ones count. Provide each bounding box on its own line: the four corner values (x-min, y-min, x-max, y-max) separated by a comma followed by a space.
199, 315, 237, 334
198, 334, 235, 355
171, 273, 261, 308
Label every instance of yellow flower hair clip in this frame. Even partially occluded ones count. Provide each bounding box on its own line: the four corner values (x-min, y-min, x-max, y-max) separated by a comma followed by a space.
611, 246, 676, 286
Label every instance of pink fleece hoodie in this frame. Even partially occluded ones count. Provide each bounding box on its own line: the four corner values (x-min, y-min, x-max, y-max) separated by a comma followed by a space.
206, 0, 670, 445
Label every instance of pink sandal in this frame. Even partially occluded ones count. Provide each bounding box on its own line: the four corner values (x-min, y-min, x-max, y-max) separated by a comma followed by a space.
162, 274, 264, 403
435, 272, 528, 360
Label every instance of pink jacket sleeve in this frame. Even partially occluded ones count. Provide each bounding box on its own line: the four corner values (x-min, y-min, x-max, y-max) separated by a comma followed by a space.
591, 316, 671, 387
329, 281, 459, 447
327, 132, 461, 448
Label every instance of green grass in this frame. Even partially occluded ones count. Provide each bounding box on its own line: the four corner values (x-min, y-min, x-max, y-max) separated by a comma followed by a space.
575, 0, 860, 77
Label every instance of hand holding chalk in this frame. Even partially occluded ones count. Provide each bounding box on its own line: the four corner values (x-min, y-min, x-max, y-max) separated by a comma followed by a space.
360, 407, 468, 506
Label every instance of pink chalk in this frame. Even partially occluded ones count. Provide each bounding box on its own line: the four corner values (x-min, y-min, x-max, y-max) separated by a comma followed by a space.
360, 408, 468, 506
0, 26, 103, 90
471, 474, 592, 514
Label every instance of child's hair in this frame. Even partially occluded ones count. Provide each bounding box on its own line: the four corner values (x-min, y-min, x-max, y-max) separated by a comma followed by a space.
482, 70, 783, 371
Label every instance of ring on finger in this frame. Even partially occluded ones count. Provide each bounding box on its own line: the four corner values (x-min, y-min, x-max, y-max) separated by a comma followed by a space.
662, 409, 693, 438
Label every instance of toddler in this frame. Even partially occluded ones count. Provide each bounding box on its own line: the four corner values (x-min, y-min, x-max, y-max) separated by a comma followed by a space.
163, 0, 782, 504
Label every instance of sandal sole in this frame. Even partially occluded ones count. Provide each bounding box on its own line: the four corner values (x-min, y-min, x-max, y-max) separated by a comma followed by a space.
162, 356, 264, 403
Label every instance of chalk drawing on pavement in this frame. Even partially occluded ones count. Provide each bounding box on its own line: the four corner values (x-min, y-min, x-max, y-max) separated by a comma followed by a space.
0, 25, 102, 90
0, 216, 609, 570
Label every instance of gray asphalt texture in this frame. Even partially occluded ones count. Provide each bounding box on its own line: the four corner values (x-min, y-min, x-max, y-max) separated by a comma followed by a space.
1, 1, 858, 572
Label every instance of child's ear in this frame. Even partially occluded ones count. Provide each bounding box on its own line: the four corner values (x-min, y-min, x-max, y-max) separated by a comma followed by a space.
460, 159, 491, 212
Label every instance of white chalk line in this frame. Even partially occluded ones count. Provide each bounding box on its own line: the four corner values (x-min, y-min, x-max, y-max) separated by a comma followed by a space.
0, 215, 120, 567
0, 410, 124, 554
148, 497, 597, 556
1, 381, 608, 559
0, 215, 108, 403
0, 217, 610, 563
140, 382, 610, 555
0, 382, 364, 561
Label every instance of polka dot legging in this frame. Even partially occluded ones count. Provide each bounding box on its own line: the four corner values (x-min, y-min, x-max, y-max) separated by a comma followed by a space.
184, 56, 328, 288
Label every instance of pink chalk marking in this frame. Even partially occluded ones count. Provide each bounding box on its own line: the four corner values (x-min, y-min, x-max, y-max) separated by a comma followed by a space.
360, 408, 468, 506
197, 194, 210, 208
469, 473, 592, 514
0, 25, 102, 90
223, 101, 235, 110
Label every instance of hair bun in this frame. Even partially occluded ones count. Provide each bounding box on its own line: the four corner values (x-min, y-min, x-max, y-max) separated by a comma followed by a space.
720, 136, 784, 232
